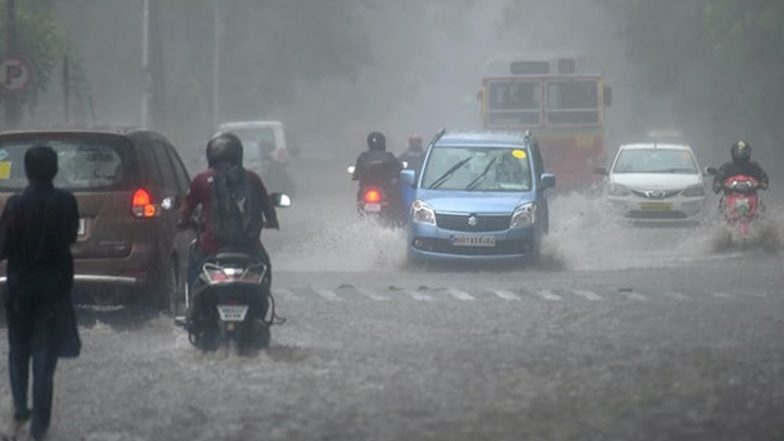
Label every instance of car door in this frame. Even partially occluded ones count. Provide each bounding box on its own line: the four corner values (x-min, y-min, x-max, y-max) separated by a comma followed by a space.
531, 142, 550, 233
139, 135, 182, 264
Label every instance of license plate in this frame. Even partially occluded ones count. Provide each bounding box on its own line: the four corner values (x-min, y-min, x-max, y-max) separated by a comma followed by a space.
640, 202, 672, 212
78, 218, 86, 235
217, 305, 249, 322
453, 235, 496, 247
364, 203, 382, 213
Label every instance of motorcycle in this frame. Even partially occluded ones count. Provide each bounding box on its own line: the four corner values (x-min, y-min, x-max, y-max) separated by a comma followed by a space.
177, 193, 291, 355
348, 165, 403, 227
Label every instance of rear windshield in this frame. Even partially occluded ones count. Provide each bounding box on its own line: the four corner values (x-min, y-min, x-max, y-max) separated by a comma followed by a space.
0, 135, 139, 191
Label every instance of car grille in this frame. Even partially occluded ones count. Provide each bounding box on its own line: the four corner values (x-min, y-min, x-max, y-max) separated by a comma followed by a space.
412, 238, 531, 256
626, 210, 689, 220
435, 213, 512, 232
630, 189, 682, 200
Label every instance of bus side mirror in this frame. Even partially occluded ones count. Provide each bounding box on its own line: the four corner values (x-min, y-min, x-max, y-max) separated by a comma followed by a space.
603, 86, 613, 107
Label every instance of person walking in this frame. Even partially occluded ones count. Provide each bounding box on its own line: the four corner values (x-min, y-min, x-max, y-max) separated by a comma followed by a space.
0, 146, 80, 441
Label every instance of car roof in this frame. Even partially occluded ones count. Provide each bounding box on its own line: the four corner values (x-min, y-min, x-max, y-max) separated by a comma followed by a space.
619, 143, 693, 152
436, 130, 531, 148
0, 126, 172, 143
219, 121, 283, 130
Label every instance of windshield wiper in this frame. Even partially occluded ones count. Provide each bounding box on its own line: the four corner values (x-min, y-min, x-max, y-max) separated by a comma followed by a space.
428, 157, 473, 189
465, 157, 498, 191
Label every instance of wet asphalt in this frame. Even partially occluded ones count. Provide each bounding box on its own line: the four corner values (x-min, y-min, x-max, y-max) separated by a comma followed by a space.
0, 158, 782, 440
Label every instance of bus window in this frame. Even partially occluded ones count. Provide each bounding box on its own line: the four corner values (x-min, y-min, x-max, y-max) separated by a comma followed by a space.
488, 80, 541, 110
547, 81, 598, 109
546, 80, 600, 125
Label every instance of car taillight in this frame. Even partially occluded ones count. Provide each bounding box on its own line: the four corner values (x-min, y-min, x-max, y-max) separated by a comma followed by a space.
364, 189, 382, 203
132, 188, 157, 218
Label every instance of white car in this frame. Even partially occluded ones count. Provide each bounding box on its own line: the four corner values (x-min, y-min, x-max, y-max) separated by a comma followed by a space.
597, 143, 707, 223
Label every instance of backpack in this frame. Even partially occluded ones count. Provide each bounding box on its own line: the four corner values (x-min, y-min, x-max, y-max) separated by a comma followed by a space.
211, 165, 263, 249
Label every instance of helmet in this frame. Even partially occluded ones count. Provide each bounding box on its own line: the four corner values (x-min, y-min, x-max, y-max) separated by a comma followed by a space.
731, 140, 751, 163
408, 134, 423, 151
367, 131, 386, 151
206, 132, 243, 167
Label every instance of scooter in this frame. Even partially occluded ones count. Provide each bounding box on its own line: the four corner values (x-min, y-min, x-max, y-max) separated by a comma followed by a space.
177, 193, 291, 355
348, 165, 404, 227
706, 167, 763, 243
719, 174, 761, 240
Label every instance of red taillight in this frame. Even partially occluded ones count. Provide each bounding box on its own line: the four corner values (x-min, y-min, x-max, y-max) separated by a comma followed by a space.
364, 189, 382, 203
132, 188, 157, 218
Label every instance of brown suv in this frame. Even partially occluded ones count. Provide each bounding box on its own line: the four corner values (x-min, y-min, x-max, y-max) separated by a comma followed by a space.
0, 128, 194, 311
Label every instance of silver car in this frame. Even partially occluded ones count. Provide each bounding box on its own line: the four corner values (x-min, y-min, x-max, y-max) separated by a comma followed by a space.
596, 143, 707, 223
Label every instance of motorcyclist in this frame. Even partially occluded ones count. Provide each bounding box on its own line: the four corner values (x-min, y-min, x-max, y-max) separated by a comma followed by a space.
712, 140, 769, 193
398, 134, 426, 176
180, 132, 279, 286
352, 132, 404, 212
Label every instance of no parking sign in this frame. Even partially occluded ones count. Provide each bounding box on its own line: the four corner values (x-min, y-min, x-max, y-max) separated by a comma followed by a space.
0, 56, 32, 94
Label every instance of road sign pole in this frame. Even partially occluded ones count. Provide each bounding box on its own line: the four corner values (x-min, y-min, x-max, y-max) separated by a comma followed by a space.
4, 0, 19, 129
141, 0, 151, 128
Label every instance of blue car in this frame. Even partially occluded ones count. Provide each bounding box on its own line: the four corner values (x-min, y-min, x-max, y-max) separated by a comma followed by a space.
401, 130, 555, 265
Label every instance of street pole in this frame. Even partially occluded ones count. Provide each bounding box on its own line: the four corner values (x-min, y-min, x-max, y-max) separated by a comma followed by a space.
63, 56, 70, 123
4, 0, 19, 128
141, 0, 151, 128
212, 0, 220, 130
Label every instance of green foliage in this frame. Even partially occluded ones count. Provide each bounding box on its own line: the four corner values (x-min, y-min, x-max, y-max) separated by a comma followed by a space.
607, 0, 784, 143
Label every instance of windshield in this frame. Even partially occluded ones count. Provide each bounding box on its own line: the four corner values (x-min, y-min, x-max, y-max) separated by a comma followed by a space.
422, 146, 532, 192
546, 80, 600, 125
0, 136, 137, 191
224, 128, 277, 163
613, 148, 698, 174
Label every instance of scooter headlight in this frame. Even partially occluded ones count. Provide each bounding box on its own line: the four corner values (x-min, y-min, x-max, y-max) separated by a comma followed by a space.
411, 200, 436, 225
511, 203, 536, 229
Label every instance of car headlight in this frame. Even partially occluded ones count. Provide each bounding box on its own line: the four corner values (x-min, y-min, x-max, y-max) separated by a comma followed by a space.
411, 200, 436, 225
607, 183, 631, 197
681, 183, 705, 197
510, 203, 536, 228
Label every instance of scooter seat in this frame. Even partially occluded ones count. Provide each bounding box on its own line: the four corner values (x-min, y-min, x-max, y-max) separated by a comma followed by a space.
212, 252, 256, 262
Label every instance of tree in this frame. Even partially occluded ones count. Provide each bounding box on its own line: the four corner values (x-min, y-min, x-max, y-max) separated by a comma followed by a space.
0, 1, 73, 126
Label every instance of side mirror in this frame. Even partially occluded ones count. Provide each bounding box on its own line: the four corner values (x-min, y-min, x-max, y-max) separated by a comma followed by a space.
541, 173, 556, 190
603, 86, 613, 107
400, 169, 416, 187
347, 165, 355, 175
271, 193, 292, 208
705, 166, 718, 176
594, 167, 608, 176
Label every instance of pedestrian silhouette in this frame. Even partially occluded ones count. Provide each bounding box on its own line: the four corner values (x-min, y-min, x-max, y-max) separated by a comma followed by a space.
0, 145, 80, 441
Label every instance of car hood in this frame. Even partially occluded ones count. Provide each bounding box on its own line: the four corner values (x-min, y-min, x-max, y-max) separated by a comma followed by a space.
416, 189, 534, 214
611, 173, 702, 190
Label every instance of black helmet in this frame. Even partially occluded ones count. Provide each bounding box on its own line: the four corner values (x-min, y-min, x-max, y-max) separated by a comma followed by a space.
206, 132, 243, 167
367, 131, 386, 151
731, 140, 751, 163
